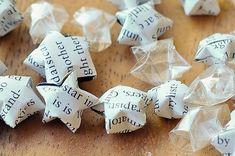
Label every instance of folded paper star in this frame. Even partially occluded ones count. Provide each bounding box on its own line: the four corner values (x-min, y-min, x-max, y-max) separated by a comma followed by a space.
131, 39, 191, 85
108, 0, 161, 10
24, 1, 69, 44
148, 80, 189, 119
180, 0, 220, 16
73, 7, 116, 52
184, 64, 235, 106
37, 70, 99, 133
0, 75, 44, 128
170, 104, 230, 152
24, 31, 97, 84
211, 110, 235, 156
0, 0, 23, 36
116, 2, 173, 45
92, 85, 151, 134
195, 33, 235, 69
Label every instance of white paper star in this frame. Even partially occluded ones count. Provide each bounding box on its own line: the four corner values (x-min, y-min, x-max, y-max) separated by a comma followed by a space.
195, 33, 235, 69
92, 85, 151, 134
148, 80, 189, 119
0, 75, 44, 128
116, 2, 173, 45
0, 0, 23, 36
37, 70, 99, 133
24, 31, 97, 84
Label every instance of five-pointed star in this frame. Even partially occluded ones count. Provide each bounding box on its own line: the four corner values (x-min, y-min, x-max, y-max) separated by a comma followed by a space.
116, 2, 173, 46
74, 7, 116, 52
37, 70, 99, 133
24, 1, 69, 44
24, 31, 97, 85
0, 75, 44, 128
131, 39, 191, 85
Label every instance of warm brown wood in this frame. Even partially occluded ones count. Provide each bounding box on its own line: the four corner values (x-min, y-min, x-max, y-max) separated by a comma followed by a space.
0, 0, 234, 155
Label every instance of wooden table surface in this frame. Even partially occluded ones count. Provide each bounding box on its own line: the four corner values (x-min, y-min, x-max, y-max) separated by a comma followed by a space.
0, 0, 235, 155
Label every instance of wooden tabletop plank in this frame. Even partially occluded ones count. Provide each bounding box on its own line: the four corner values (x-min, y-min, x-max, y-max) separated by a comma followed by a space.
0, 0, 234, 155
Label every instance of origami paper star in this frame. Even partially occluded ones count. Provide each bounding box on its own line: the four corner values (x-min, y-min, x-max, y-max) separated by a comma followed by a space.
170, 104, 230, 152
195, 33, 235, 68
73, 7, 116, 52
211, 110, 235, 156
24, 31, 97, 84
148, 80, 189, 119
131, 39, 191, 85
92, 85, 151, 134
180, 0, 220, 16
0, 0, 23, 36
184, 64, 235, 106
109, 0, 161, 10
24, 1, 69, 44
37, 70, 99, 133
0, 75, 44, 128
116, 2, 173, 46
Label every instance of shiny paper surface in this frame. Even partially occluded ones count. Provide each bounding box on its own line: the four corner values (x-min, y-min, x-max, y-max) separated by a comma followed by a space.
169, 105, 230, 152
73, 7, 116, 52
24, 1, 69, 44
184, 64, 235, 106
131, 39, 191, 85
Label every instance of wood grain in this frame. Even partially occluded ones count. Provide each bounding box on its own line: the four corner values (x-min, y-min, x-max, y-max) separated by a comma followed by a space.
0, 0, 234, 155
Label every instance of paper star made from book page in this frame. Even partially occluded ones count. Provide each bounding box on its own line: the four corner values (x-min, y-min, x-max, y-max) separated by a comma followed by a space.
195, 33, 235, 69
0, 75, 44, 128
211, 110, 235, 156
170, 104, 230, 152
116, 2, 173, 46
130, 39, 191, 85
24, 31, 97, 85
92, 85, 151, 134
108, 0, 161, 10
37, 70, 99, 133
0, 0, 23, 36
147, 80, 189, 119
